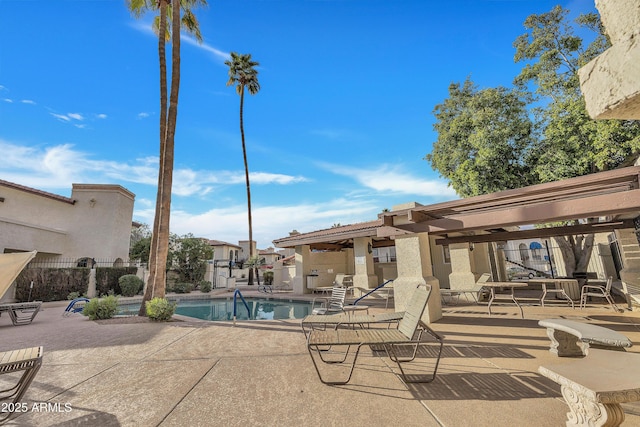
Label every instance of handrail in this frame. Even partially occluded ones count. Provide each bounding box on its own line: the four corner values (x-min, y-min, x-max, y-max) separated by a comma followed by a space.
233, 289, 251, 324
354, 279, 394, 305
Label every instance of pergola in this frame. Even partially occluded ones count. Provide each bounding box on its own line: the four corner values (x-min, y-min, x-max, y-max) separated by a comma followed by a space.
276, 166, 640, 249
274, 166, 640, 321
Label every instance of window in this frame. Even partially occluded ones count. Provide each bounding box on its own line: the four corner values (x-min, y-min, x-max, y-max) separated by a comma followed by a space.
442, 245, 451, 264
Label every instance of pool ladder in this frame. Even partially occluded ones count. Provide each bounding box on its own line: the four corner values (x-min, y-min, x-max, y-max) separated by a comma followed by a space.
233, 289, 251, 325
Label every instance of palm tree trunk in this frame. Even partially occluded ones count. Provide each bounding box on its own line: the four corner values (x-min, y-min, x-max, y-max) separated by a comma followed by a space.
140, 0, 169, 316
154, 0, 181, 298
239, 86, 254, 285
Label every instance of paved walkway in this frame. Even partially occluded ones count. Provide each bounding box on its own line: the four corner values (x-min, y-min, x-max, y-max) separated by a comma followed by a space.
1, 291, 640, 427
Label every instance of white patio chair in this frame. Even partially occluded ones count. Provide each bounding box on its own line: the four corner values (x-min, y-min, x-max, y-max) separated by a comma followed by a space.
580, 276, 621, 312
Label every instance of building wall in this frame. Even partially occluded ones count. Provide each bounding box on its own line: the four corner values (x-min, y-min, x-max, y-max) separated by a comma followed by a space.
0, 182, 134, 262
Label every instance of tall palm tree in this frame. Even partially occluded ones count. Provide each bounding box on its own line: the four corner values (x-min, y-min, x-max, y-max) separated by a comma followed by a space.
225, 52, 260, 284
127, 0, 205, 315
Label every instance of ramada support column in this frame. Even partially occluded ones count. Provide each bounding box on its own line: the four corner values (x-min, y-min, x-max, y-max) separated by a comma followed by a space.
352, 237, 378, 295
292, 244, 311, 294
393, 232, 442, 323
448, 242, 476, 290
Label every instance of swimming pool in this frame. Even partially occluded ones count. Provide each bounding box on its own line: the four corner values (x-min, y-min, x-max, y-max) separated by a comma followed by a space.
118, 297, 314, 321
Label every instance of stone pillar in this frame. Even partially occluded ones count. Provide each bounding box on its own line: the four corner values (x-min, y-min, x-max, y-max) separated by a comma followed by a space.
448, 243, 476, 290
393, 232, 441, 323
87, 268, 97, 298
352, 237, 378, 295
615, 229, 640, 309
578, 0, 640, 120
292, 245, 311, 294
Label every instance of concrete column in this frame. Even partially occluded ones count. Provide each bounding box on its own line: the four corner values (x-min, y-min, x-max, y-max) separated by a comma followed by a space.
614, 229, 640, 309
292, 245, 311, 294
87, 268, 97, 298
352, 237, 378, 295
448, 243, 476, 290
393, 232, 441, 323
579, 0, 640, 120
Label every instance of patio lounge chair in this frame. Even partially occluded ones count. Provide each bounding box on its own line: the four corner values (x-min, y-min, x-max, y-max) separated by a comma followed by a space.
440, 272, 491, 305
0, 346, 43, 423
301, 310, 406, 339
311, 285, 347, 315
0, 251, 42, 326
0, 302, 42, 326
307, 284, 443, 385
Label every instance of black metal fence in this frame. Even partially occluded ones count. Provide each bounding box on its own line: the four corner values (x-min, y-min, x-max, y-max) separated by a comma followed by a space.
26, 258, 144, 269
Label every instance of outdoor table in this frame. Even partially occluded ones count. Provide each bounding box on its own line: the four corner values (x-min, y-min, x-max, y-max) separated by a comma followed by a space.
482, 282, 528, 318
529, 278, 578, 308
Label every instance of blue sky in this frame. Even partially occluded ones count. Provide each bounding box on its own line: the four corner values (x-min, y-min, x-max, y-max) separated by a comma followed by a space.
0, 0, 596, 249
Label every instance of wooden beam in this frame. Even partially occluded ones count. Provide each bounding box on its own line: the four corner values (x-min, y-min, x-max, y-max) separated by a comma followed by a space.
419, 189, 640, 234
434, 220, 635, 245
386, 167, 640, 224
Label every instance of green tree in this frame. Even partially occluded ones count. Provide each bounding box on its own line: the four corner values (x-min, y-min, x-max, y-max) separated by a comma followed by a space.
127, 0, 206, 316
168, 234, 213, 283
130, 236, 152, 264
427, 6, 640, 277
513, 5, 640, 182
225, 52, 261, 285
426, 78, 536, 198
513, 5, 640, 276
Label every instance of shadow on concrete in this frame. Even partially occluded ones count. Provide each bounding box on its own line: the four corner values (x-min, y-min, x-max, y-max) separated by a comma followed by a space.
406, 372, 560, 401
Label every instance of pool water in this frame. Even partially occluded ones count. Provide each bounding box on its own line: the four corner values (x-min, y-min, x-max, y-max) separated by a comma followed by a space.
119, 297, 314, 321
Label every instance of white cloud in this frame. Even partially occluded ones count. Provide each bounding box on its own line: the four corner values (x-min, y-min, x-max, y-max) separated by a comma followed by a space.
181, 35, 230, 63
50, 113, 71, 122
50, 112, 86, 123
310, 128, 359, 141
3, 98, 12, 103
0, 141, 308, 197
137, 112, 150, 119
21, 100, 36, 105
320, 162, 457, 198
96, 114, 107, 119
153, 197, 380, 248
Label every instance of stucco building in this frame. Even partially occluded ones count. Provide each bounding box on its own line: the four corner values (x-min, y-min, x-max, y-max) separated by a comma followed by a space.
0, 180, 135, 265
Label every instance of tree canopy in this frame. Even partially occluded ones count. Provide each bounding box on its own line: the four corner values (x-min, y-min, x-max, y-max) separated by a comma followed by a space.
427, 5, 640, 196
426, 5, 640, 276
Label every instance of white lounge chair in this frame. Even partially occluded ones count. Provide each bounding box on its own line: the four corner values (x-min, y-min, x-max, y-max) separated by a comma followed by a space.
311, 285, 347, 315
307, 285, 443, 385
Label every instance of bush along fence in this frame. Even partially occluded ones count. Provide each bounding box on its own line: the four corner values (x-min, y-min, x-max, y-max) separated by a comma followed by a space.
13, 257, 212, 302
15, 265, 137, 302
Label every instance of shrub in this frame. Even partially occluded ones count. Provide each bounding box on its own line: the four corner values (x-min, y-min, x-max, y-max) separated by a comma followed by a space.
67, 291, 81, 300
118, 274, 144, 297
146, 297, 176, 321
262, 271, 274, 286
172, 282, 193, 294
82, 295, 119, 320
199, 280, 212, 293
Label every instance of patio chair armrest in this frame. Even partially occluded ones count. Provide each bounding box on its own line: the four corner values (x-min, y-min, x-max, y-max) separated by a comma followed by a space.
311, 296, 329, 309
581, 285, 605, 293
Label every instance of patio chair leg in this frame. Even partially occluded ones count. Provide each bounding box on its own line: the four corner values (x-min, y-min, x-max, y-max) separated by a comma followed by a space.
307, 343, 362, 385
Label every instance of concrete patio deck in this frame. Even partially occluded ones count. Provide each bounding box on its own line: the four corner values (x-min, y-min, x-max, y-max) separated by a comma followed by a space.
1, 289, 640, 427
